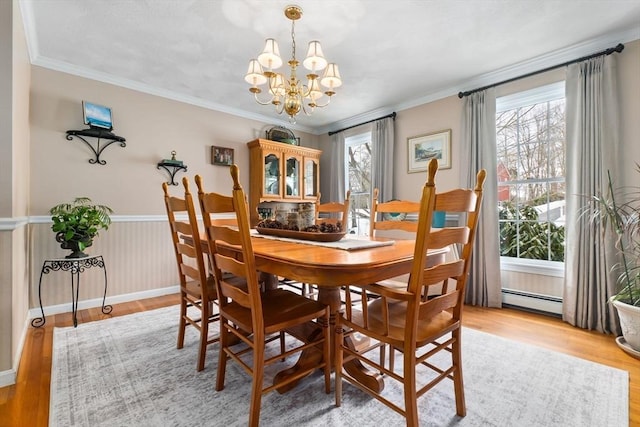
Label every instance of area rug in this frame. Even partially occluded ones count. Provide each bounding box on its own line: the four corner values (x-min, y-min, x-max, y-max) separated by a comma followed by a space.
50, 306, 629, 427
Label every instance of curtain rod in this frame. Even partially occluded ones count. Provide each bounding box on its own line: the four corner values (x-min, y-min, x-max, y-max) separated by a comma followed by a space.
458, 43, 624, 98
328, 112, 396, 136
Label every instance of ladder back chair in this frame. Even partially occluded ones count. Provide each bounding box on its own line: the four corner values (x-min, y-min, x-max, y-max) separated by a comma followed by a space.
195, 168, 331, 427
335, 159, 486, 427
285, 190, 352, 298
162, 180, 219, 372
315, 190, 351, 228
362, 186, 450, 369
342, 188, 424, 324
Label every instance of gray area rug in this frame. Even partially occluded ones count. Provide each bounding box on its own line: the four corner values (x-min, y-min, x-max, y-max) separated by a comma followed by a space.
50, 306, 628, 427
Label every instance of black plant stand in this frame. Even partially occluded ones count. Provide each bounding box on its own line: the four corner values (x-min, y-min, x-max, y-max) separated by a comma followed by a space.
32, 255, 112, 328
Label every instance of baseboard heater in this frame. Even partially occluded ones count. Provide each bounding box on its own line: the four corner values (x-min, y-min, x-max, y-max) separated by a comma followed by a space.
501, 288, 563, 316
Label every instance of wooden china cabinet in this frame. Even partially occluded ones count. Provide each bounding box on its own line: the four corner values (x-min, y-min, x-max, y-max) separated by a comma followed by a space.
247, 139, 321, 226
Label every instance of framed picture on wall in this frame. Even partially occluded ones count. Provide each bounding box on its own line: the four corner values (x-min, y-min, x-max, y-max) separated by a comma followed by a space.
407, 129, 451, 173
211, 146, 234, 166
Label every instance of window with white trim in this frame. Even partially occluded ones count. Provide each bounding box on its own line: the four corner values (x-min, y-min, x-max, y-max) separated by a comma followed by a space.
345, 132, 372, 235
496, 82, 566, 264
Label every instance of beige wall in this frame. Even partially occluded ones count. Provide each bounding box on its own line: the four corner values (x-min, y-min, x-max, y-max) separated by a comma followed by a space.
29, 67, 317, 215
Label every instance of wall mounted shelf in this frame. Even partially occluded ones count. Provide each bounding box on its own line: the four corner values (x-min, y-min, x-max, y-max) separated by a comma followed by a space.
65, 128, 126, 165
157, 161, 188, 186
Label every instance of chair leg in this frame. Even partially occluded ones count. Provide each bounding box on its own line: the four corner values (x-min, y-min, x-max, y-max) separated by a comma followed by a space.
249, 336, 266, 427
379, 344, 386, 374
177, 294, 187, 349
452, 329, 466, 416
215, 319, 229, 392
335, 322, 344, 407
322, 310, 331, 393
197, 303, 209, 371
280, 331, 286, 362
403, 353, 418, 427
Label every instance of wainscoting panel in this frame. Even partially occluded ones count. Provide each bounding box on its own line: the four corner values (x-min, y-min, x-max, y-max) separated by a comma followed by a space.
29, 220, 178, 309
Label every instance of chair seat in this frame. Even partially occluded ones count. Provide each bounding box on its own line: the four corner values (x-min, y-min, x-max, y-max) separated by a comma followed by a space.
223, 288, 328, 335
349, 298, 456, 348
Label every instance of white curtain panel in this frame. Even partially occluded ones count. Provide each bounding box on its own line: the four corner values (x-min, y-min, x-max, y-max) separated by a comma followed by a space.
328, 132, 346, 203
563, 55, 621, 335
460, 88, 502, 307
371, 117, 395, 203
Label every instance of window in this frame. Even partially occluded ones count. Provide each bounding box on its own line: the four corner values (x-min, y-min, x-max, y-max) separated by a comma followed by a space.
496, 82, 566, 264
345, 132, 372, 235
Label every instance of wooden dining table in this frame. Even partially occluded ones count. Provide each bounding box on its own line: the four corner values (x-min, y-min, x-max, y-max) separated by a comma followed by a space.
209, 233, 448, 393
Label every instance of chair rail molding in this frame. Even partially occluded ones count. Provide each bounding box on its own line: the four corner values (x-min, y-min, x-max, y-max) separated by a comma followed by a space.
0, 217, 29, 231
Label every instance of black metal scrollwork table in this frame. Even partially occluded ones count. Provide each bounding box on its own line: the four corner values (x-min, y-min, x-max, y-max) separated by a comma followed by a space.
31, 255, 112, 328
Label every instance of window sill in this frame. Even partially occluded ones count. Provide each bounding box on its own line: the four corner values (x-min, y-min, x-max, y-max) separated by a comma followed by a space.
500, 257, 564, 278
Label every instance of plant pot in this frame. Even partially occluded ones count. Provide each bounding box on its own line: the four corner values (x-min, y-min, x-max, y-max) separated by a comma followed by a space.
55, 232, 93, 259
611, 298, 640, 353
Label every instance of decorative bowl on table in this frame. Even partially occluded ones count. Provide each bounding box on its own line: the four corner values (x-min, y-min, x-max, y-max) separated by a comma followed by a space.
255, 219, 346, 242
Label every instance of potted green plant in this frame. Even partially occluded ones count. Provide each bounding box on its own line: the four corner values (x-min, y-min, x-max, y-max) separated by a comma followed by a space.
591, 166, 640, 354
50, 197, 113, 259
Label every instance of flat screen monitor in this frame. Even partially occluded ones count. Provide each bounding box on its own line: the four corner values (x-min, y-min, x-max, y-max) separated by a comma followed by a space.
82, 101, 113, 130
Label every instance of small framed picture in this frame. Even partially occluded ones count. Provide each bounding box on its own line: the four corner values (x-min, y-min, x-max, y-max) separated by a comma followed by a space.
211, 146, 234, 166
407, 129, 451, 173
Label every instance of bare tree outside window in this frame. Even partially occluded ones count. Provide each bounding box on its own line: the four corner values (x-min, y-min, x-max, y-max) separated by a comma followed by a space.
497, 98, 566, 261
346, 135, 372, 235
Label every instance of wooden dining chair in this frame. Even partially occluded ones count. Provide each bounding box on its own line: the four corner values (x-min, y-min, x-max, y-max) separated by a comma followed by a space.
340, 188, 424, 323
162, 180, 219, 372
195, 167, 331, 427
335, 159, 486, 427
285, 190, 352, 298
369, 188, 421, 238
315, 190, 351, 228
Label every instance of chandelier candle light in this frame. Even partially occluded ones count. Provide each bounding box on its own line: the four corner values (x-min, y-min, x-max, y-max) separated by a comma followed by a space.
244, 5, 342, 123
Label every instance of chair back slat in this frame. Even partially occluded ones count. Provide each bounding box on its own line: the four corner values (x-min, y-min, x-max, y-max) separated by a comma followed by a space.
427, 227, 470, 250
369, 188, 422, 237
422, 259, 465, 286
434, 188, 478, 212
315, 190, 351, 227
418, 290, 460, 319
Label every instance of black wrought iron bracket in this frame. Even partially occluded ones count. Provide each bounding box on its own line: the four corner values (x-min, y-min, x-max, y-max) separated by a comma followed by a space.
157, 161, 188, 186
66, 128, 126, 165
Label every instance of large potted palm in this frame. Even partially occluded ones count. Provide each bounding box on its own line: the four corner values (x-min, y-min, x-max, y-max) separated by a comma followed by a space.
50, 197, 113, 259
592, 166, 640, 355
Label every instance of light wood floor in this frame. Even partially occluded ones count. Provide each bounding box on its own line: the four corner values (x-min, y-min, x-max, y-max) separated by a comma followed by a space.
1, 294, 638, 426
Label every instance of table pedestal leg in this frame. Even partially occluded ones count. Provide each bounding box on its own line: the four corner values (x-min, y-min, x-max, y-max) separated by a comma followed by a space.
273, 285, 384, 393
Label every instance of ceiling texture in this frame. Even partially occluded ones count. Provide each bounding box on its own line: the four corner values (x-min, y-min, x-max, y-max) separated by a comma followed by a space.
19, 0, 640, 134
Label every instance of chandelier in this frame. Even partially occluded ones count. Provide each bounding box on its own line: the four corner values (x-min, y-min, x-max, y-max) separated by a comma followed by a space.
244, 5, 342, 124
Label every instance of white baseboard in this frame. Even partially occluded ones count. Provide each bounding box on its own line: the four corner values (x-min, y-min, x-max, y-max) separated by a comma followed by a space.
0, 368, 16, 388
502, 288, 563, 315
27, 285, 180, 319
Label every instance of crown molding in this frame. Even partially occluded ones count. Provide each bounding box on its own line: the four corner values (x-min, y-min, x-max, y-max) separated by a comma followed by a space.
21, 0, 639, 138
322, 25, 640, 135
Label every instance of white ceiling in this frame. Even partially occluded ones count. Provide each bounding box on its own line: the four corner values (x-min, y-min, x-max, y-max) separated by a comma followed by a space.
19, 0, 640, 134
